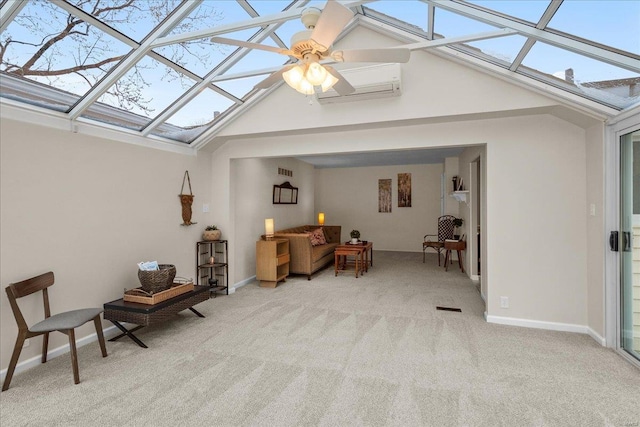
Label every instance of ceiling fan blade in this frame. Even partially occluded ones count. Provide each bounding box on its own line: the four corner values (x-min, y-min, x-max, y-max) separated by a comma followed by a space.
324, 66, 355, 95
310, 0, 354, 52
331, 48, 411, 63
211, 36, 294, 56
255, 65, 296, 89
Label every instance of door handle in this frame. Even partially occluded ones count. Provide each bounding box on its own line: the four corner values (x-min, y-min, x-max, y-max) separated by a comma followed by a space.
609, 231, 619, 251
622, 231, 632, 252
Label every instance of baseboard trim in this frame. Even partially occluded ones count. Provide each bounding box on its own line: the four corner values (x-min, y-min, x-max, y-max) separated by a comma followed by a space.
587, 327, 606, 346
0, 324, 121, 383
470, 274, 480, 281
486, 315, 605, 346
232, 276, 256, 292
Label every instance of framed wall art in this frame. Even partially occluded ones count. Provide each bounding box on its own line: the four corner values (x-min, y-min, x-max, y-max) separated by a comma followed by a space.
378, 179, 392, 213
398, 173, 411, 207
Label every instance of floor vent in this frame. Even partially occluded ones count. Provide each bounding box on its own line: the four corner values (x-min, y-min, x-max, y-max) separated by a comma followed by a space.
436, 306, 462, 312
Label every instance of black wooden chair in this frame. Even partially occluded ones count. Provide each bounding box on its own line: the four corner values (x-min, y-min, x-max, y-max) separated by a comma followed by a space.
2, 271, 107, 391
423, 215, 456, 265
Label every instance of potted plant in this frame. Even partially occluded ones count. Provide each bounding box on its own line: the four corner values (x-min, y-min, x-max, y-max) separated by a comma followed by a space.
452, 218, 463, 239
203, 225, 222, 241
350, 229, 360, 244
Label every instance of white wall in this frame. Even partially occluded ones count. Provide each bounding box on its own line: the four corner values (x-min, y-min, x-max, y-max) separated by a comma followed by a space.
231, 157, 315, 282
0, 118, 211, 371
585, 123, 606, 339
314, 164, 443, 250
485, 115, 587, 327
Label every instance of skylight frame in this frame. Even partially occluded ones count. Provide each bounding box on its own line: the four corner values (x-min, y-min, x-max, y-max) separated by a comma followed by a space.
1, 0, 638, 151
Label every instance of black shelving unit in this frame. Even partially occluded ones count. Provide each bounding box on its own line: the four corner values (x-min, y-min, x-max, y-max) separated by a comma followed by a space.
196, 240, 229, 295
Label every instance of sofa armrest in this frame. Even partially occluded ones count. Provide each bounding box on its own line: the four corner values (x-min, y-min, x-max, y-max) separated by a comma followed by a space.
272, 233, 313, 273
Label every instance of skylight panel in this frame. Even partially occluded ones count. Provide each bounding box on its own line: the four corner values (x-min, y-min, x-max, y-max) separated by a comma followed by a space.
152, 28, 259, 79
151, 0, 263, 79
465, 0, 549, 25
215, 75, 267, 99
0, 0, 132, 111
521, 41, 640, 109
547, 0, 640, 55
220, 40, 291, 75
167, 1, 252, 36
81, 55, 197, 130
433, 7, 500, 39
150, 87, 234, 143
64, 0, 182, 42
363, 1, 429, 32
246, 1, 293, 16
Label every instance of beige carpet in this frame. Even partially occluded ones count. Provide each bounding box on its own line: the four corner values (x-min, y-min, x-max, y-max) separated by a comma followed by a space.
1, 251, 639, 426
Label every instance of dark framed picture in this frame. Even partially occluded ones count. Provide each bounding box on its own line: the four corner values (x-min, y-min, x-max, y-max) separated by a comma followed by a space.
273, 181, 298, 204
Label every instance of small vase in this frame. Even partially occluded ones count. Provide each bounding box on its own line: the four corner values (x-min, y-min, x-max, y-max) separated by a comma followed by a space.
351, 238, 359, 244
203, 229, 222, 241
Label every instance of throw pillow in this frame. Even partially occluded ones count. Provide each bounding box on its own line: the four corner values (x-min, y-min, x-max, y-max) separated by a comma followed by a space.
309, 228, 327, 246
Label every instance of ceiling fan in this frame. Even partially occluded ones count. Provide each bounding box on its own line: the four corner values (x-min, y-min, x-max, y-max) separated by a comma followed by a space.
210, 0, 410, 96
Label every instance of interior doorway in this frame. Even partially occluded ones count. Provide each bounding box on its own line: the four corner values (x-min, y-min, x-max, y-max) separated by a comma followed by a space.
470, 158, 482, 281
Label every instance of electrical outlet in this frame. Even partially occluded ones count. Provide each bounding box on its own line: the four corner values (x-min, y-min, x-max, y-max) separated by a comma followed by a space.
24, 338, 30, 348
202, 203, 209, 213
589, 204, 596, 216
500, 296, 509, 308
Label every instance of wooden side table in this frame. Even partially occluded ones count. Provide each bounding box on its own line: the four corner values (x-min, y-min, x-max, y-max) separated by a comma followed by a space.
256, 239, 290, 287
344, 241, 373, 271
335, 246, 365, 278
444, 240, 466, 273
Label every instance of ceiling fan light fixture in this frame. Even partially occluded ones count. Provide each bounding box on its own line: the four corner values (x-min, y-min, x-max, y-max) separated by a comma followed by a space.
320, 72, 339, 92
283, 64, 314, 95
305, 62, 328, 86
282, 62, 337, 95
282, 65, 305, 88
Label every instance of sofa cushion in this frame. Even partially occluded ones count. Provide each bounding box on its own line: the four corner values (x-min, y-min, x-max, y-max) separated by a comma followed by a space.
309, 228, 327, 246
312, 242, 338, 260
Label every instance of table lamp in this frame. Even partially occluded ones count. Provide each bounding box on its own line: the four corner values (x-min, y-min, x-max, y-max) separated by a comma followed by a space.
265, 218, 274, 240
318, 212, 325, 226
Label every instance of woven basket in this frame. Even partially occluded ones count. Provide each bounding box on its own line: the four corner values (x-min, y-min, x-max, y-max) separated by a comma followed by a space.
138, 264, 176, 293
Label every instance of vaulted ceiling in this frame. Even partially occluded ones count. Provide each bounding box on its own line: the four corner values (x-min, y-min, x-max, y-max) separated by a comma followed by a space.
1, 0, 638, 151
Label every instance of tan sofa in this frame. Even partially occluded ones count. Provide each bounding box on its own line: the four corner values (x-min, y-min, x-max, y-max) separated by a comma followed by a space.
273, 225, 341, 280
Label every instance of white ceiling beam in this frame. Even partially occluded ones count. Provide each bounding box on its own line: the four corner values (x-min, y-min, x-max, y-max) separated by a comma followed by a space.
422, 0, 640, 73
509, 0, 563, 71
402, 28, 517, 51
151, 9, 304, 48
427, 3, 435, 40
0, 0, 27, 33
67, 1, 202, 120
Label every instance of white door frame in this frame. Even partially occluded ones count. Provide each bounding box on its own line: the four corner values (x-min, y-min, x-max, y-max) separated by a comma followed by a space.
605, 110, 640, 367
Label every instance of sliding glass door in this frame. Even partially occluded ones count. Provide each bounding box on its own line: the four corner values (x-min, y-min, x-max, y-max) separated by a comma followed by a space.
620, 129, 640, 362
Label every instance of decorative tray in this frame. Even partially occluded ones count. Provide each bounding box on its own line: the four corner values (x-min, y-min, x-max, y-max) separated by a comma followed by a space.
124, 282, 194, 305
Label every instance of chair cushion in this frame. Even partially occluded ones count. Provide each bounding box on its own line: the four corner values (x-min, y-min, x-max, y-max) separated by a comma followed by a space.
30, 308, 103, 332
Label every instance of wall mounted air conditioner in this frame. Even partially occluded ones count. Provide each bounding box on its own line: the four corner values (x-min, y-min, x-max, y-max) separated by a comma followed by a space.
316, 63, 402, 104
